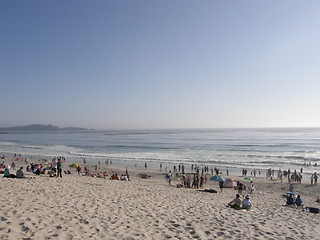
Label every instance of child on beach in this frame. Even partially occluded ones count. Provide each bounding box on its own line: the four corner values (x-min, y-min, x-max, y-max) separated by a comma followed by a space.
294, 195, 303, 207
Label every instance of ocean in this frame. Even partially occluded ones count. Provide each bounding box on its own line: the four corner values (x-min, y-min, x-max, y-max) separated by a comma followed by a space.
0, 128, 319, 175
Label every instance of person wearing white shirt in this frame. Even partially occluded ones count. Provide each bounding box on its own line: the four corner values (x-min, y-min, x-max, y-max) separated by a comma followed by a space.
242, 195, 253, 209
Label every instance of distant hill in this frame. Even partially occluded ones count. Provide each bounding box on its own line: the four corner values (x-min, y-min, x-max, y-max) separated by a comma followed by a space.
0, 124, 88, 132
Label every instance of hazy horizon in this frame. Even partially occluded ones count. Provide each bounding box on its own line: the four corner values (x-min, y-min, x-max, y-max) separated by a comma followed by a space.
2, 123, 320, 132
1, 1, 320, 130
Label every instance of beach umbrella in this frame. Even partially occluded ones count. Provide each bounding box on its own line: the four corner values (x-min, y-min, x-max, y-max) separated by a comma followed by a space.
69, 163, 80, 168
210, 175, 226, 182
244, 177, 253, 181
287, 192, 295, 195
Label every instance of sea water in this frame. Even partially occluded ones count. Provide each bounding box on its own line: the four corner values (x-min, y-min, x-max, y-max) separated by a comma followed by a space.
0, 128, 319, 174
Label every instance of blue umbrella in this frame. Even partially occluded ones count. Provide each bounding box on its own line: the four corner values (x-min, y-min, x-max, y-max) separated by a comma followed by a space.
210, 175, 226, 182
287, 192, 295, 195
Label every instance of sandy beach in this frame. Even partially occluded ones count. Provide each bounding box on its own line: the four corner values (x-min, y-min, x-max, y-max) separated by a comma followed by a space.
1, 159, 320, 240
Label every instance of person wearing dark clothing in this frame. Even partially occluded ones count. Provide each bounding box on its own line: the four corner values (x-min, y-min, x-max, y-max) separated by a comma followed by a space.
219, 180, 224, 192
57, 159, 62, 178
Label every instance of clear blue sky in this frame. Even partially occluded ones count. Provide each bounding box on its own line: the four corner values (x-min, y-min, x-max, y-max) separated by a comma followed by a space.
1, 0, 320, 129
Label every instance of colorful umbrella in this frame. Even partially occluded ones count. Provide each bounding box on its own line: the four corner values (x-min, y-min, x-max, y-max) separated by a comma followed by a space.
244, 177, 253, 181
210, 175, 226, 182
69, 163, 80, 168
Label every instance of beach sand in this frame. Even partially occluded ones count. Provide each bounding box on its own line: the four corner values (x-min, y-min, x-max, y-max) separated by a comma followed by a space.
0, 159, 320, 240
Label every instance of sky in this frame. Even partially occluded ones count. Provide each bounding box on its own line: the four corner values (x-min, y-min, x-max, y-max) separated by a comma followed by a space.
1, 0, 320, 130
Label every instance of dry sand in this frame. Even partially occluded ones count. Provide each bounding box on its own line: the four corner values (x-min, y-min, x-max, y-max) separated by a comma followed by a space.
0, 159, 320, 240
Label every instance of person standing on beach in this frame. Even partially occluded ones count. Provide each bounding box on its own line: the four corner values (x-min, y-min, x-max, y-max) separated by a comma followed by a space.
76, 165, 81, 176
126, 167, 130, 181
237, 182, 244, 196
167, 171, 172, 185
52, 158, 57, 176
200, 175, 205, 188
219, 180, 224, 192
57, 159, 62, 178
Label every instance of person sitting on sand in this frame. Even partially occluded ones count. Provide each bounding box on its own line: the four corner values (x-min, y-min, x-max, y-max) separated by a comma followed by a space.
110, 173, 119, 180
288, 183, 294, 192
3, 167, 16, 178
3, 167, 10, 178
121, 174, 128, 181
242, 195, 252, 209
286, 194, 294, 206
249, 181, 256, 193
228, 194, 242, 209
294, 195, 303, 207
16, 167, 25, 178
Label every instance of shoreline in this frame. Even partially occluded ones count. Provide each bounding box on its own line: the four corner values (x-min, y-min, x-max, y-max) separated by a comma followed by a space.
1, 151, 318, 180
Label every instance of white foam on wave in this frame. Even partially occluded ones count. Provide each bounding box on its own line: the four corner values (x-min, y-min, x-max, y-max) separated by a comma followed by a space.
0, 141, 82, 158
0, 141, 18, 147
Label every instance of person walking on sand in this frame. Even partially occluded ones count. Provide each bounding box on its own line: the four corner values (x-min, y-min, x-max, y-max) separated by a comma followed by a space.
57, 159, 62, 178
